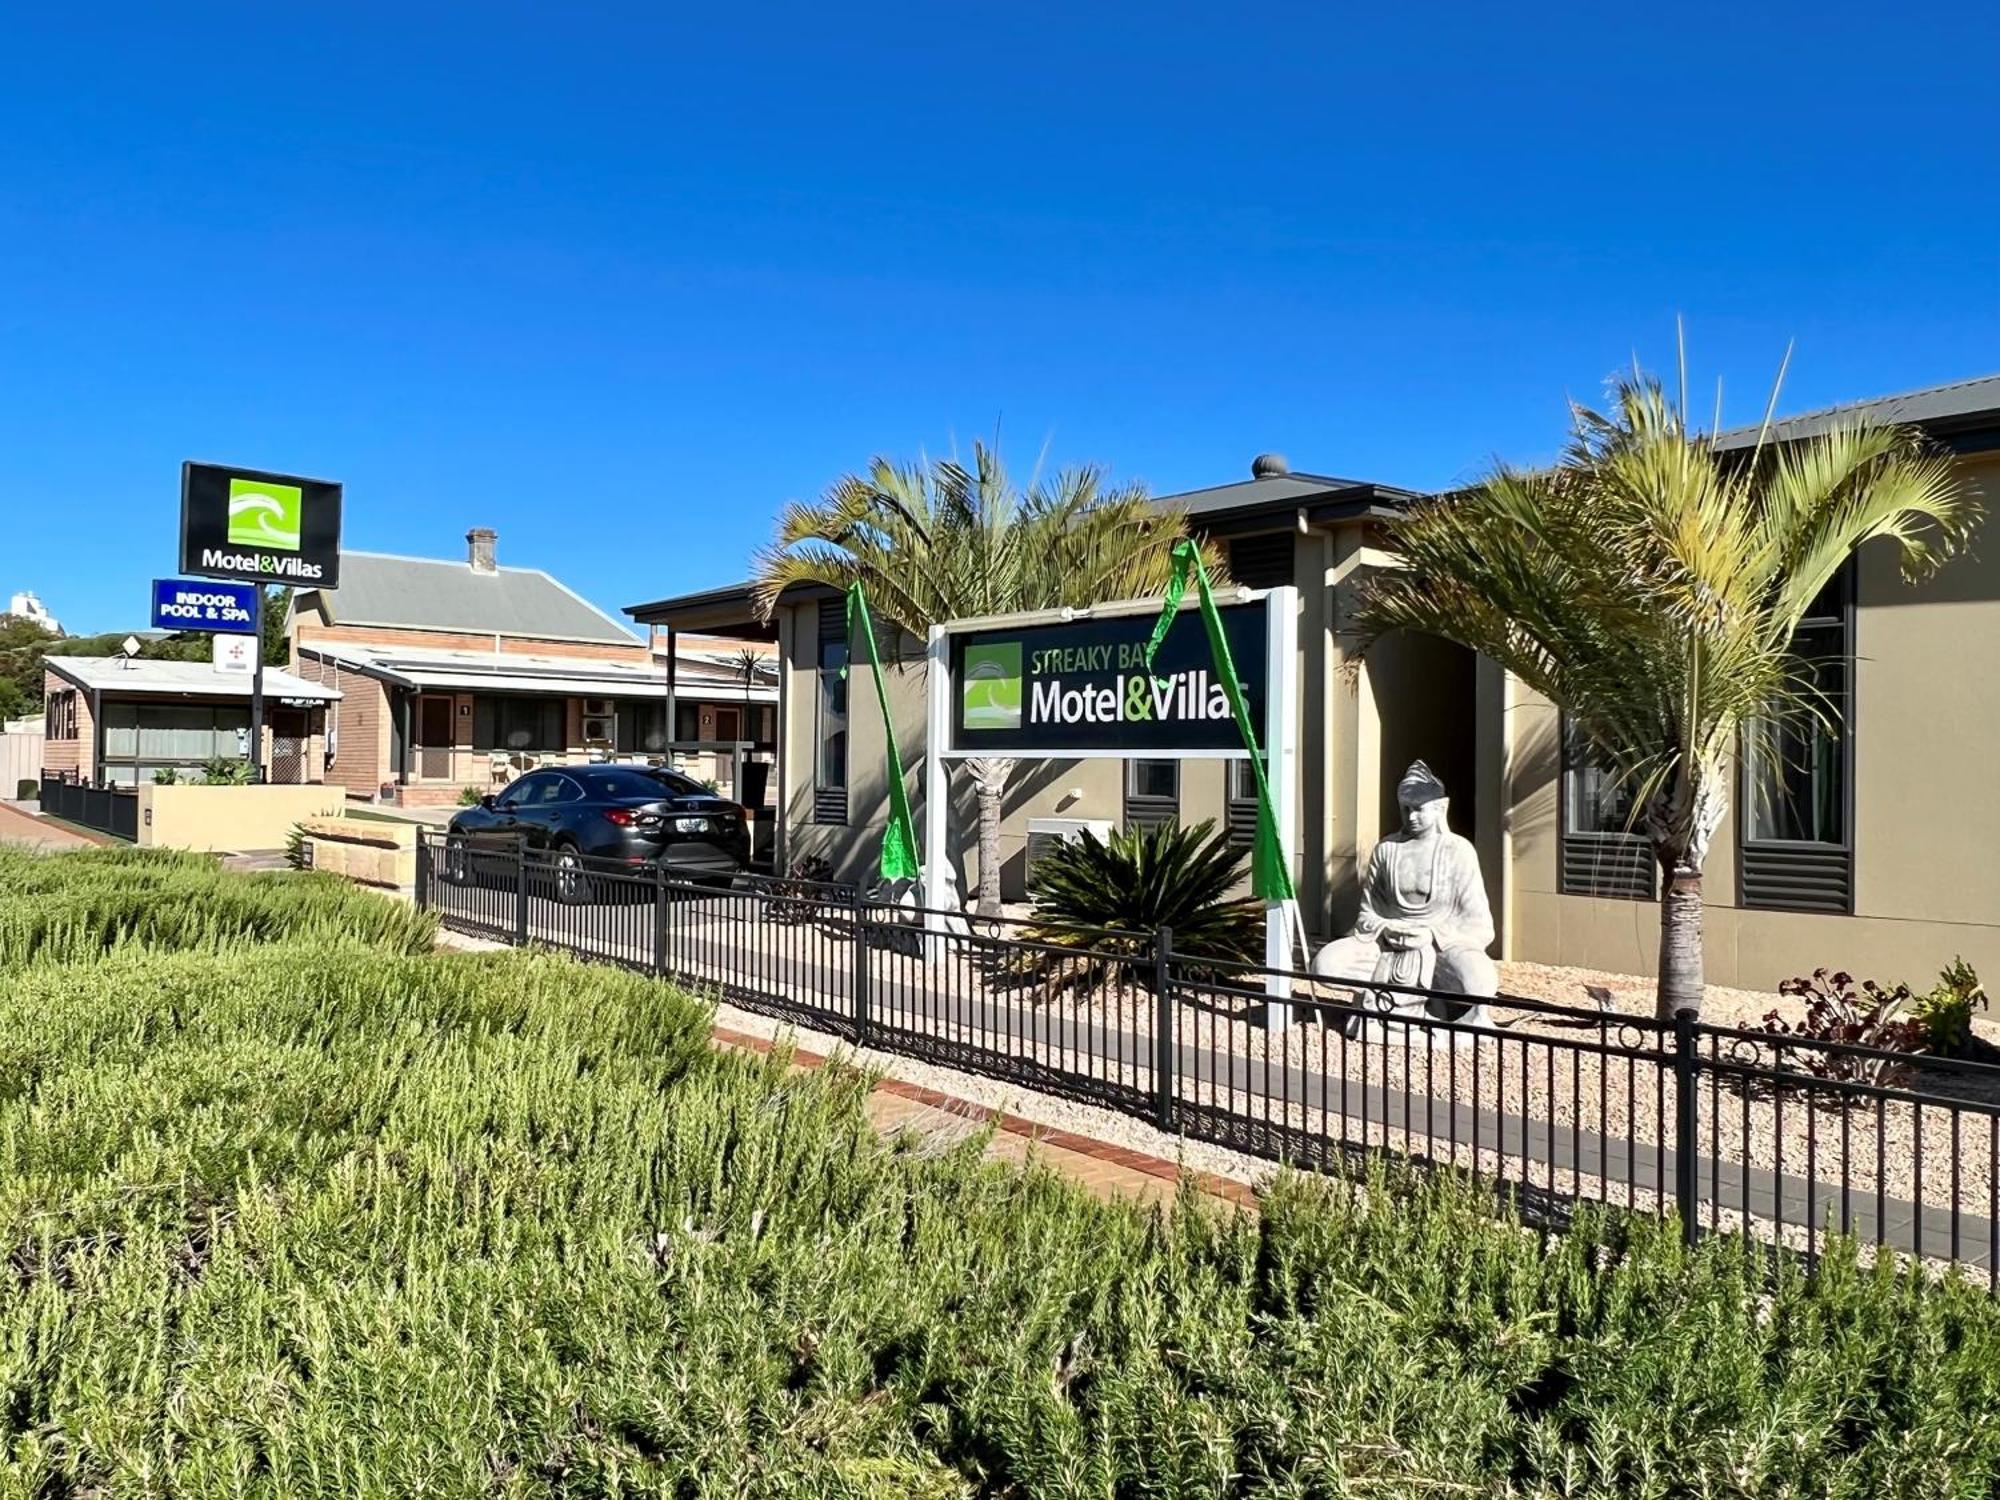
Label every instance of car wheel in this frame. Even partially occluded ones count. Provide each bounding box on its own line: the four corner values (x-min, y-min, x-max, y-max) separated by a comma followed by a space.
552, 843, 591, 905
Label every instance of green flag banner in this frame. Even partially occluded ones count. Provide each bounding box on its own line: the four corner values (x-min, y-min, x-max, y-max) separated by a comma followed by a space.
1143, 540, 1295, 903
844, 582, 922, 882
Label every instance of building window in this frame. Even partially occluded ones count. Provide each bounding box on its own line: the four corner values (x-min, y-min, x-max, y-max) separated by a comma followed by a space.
1558, 720, 1656, 900
45, 691, 77, 741
814, 598, 848, 824
1124, 758, 1179, 830
1227, 532, 1293, 590
471, 696, 566, 753
616, 700, 671, 754
1740, 567, 1854, 913
97, 701, 251, 780
1226, 757, 1261, 847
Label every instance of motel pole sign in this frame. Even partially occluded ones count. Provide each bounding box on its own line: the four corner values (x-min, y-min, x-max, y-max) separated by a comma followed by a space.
179, 462, 344, 782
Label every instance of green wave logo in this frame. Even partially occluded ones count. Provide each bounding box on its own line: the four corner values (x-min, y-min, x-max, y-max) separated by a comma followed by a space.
227, 478, 303, 551
962, 642, 1022, 729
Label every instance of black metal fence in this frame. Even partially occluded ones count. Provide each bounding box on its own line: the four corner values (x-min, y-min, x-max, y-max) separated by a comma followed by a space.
417, 830, 2000, 1287
38, 773, 137, 841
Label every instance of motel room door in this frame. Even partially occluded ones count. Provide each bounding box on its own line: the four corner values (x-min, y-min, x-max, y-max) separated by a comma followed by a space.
418, 695, 455, 781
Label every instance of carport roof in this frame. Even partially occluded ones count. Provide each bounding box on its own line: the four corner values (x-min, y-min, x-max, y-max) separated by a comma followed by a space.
44, 656, 341, 702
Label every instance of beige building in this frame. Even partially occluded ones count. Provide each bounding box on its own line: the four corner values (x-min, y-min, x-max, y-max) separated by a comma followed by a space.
629, 374, 2000, 994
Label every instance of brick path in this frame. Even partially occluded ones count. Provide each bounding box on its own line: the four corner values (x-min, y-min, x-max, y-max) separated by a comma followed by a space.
713, 1025, 1259, 1214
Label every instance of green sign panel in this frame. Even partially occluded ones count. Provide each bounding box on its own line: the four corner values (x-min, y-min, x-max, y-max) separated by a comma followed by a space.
180, 462, 342, 587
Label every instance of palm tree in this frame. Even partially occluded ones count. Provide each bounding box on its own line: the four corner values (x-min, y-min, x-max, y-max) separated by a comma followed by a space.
752, 440, 1219, 915
1355, 367, 1980, 1019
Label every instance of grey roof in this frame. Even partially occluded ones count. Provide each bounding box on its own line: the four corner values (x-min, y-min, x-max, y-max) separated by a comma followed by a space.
1156, 469, 1419, 520
46, 656, 340, 702
308, 551, 639, 644
1715, 372, 2000, 450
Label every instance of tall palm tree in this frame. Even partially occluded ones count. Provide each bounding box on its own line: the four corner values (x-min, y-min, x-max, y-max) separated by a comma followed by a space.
753, 440, 1219, 915
1355, 367, 1980, 1019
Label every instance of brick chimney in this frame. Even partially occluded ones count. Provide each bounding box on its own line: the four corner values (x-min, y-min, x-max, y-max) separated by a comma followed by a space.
466, 527, 498, 574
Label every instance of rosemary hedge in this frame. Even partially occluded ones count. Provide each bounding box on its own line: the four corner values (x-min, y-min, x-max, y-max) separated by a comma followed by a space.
0, 845, 436, 969
1, 852, 1997, 1494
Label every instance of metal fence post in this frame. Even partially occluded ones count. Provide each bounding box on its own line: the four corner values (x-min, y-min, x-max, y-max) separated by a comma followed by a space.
513, 835, 530, 948
414, 832, 431, 910
850, 891, 872, 1046
1154, 925, 1176, 1133
1674, 1009, 1700, 1246
652, 863, 668, 978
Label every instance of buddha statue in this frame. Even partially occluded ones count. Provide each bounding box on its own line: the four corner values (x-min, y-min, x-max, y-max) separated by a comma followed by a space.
1311, 760, 1497, 1037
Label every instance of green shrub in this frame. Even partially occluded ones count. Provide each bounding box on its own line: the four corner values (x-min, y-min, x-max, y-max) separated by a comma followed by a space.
6, 848, 2000, 1493
0, 845, 435, 969
1916, 955, 1985, 1056
1023, 817, 1263, 979
149, 766, 182, 786
4, 939, 2000, 1493
198, 754, 255, 785
456, 784, 483, 806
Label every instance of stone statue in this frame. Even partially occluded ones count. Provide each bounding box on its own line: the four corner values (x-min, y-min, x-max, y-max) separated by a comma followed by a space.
1312, 760, 1497, 1039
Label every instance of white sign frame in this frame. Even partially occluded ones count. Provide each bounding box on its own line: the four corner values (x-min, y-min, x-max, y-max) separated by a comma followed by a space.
923, 586, 1300, 1024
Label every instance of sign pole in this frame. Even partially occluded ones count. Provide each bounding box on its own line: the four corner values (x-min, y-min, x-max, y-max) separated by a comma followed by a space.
249, 587, 266, 783
1263, 586, 1300, 1026
923, 623, 951, 916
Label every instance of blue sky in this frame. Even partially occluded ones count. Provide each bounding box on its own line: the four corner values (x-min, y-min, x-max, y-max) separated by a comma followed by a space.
5, 2, 1996, 634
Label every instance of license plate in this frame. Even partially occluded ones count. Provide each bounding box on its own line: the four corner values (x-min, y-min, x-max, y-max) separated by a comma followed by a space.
674, 816, 712, 833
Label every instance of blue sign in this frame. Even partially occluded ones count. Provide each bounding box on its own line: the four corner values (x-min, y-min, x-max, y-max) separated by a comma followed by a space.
151, 578, 259, 634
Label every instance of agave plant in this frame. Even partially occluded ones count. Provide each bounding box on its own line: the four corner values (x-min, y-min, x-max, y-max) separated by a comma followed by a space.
1022, 818, 1263, 983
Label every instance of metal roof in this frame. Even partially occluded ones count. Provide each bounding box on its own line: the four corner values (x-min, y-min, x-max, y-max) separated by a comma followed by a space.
1714, 372, 2000, 450
298, 641, 774, 703
302, 551, 640, 644
45, 656, 341, 702
1155, 469, 1415, 520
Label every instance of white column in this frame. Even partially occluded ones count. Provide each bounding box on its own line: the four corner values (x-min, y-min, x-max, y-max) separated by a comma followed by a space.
1264, 586, 1300, 1026
922, 624, 951, 915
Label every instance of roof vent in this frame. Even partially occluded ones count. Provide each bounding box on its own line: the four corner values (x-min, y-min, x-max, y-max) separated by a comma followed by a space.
466, 527, 498, 574
1251, 453, 1290, 478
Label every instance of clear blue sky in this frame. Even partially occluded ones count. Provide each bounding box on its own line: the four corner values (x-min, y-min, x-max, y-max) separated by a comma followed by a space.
5, 2, 1996, 634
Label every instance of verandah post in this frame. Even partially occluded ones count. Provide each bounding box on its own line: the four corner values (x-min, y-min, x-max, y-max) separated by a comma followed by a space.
1154, 925, 1176, 1133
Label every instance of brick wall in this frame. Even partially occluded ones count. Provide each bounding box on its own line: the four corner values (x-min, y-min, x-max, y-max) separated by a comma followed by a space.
315, 660, 390, 798
296, 622, 650, 665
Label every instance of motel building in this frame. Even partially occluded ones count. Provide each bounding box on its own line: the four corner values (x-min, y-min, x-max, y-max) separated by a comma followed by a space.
285, 528, 779, 841
627, 374, 2000, 992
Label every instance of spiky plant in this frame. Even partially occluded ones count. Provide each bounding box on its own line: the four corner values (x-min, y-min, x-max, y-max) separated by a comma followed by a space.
1355, 359, 1980, 1019
1023, 817, 1263, 979
751, 439, 1222, 916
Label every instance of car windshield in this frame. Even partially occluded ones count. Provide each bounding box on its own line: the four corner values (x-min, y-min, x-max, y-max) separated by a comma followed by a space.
575, 767, 706, 800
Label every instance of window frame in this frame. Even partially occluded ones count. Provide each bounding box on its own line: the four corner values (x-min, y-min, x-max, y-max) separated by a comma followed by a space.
1736, 564, 1857, 914
1556, 717, 1657, 902
812, 598, 849, 825
1123, 758, 1180, 830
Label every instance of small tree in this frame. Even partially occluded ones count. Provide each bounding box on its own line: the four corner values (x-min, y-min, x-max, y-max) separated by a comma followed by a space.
1355, 365, 1979, 1018
753, 441, 1218, 915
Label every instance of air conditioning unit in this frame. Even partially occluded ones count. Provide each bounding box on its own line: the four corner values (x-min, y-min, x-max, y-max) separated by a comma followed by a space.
583, 714, 615, 743
582, 697, 614, 717
1025, 817, 1114, 882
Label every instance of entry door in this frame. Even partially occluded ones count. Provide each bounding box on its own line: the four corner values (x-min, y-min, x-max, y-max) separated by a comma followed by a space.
712, 707, 740, 797
269, 709, 311, 785
418, 695, 455, 781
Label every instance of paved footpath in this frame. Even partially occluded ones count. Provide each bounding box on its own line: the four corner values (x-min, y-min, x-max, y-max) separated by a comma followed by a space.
0, 802, 102, 852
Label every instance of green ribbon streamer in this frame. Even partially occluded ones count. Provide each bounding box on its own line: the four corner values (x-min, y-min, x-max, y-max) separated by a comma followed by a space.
1143, 540, 1295, 902
843, 582, 921, 882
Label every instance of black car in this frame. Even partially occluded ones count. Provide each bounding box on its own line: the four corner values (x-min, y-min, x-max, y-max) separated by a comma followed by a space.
445, 764, 749, 900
